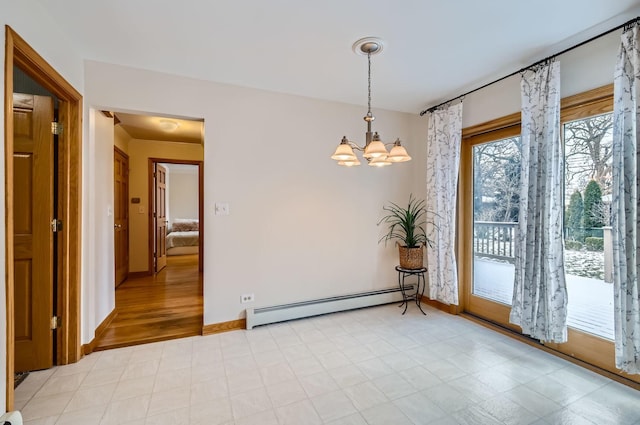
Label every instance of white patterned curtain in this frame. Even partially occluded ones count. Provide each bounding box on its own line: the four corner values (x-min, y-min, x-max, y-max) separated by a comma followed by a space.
612, 21, 640, 374
509, 59, 568, 343
425, 102, 463, 305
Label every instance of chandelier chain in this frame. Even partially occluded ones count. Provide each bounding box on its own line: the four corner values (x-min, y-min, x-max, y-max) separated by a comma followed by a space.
367, 52, 372, 115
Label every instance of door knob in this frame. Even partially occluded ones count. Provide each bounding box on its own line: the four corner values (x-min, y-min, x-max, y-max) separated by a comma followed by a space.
114, 224, 122, 229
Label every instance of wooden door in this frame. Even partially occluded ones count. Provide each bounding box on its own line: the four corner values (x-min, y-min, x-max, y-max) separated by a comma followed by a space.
155, 164, 168, 272
114, 147, 129, 287
13, 93, 54, 372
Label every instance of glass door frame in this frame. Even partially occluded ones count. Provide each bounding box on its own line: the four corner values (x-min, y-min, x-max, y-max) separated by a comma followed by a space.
460, 120, 522, 332
458, 85, 639, 384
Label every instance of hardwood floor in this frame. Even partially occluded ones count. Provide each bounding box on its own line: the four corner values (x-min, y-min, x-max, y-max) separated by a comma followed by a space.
93, 254, 203, 351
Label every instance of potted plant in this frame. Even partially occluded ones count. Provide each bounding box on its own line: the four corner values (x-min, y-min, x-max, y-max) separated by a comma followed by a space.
378, 194, 432, 269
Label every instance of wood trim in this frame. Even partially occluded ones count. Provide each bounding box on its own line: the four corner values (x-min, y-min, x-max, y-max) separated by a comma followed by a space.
10, 35, 81, 100
203, 319, 246, 335
5, 26, 16, 412
5, 26, 83, 409
561, 84, 613, 110
147, 158, 204, 275
458, 137, 472, 312
460, 84, 612, 140
147, 159, 154, 275
81, 308, 118, 355
95, 309, 118, 342
127, 271, 152, 279
198, 161, 204, 273
114, 145, 128, 160
459, 124, 521, 325
80, 343, 91, 356
562, 85, 613, 123
420, 296, 460, 314
462, 313, 640, 389
462, 112, 520, 139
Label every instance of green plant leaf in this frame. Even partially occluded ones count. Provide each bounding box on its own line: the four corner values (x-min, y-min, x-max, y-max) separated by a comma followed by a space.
377, 194, 435, 248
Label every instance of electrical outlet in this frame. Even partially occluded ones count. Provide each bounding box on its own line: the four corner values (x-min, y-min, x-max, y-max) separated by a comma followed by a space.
241, 293, 254, 303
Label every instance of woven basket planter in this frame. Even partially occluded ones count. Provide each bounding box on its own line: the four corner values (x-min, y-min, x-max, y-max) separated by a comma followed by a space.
398, 245, 424, 269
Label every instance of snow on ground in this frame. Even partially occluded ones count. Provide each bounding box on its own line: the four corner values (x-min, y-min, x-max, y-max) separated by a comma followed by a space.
564, 249, 605, 280
473, 256, 613, 340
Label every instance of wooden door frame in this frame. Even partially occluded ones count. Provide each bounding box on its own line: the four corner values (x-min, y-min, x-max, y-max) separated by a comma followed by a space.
4, 26, 83, 409
114, 146, 129, 286
147, 158, 204, 273
459, 120, 522, 329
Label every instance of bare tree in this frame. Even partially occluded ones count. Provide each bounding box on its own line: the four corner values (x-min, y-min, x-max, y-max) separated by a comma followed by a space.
564, 114, 613, 195
589, 199, 611, 227
473, 137, 521, 223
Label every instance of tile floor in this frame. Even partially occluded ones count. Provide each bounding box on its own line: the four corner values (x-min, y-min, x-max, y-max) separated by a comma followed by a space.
15, 304, 640, 425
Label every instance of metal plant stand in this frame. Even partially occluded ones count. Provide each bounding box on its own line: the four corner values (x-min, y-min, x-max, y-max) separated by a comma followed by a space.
395, 266, 427, 315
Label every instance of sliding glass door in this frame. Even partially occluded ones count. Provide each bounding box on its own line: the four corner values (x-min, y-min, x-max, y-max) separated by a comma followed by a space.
461, 87, 638, 383
561, 112, 614, 341
546, 108, 617, 373
462, 125, 522, 329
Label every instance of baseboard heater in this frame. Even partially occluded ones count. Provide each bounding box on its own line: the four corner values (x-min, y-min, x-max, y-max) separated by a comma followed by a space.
245, 284, 413, 329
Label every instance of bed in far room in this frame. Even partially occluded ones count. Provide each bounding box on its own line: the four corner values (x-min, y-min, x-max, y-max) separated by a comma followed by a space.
166, 218, 199, 256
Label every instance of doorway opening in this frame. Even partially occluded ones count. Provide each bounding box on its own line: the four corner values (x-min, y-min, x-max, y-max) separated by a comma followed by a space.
94, 112, 204, 350
151, 161, 203, 273
4, 27, 83, 410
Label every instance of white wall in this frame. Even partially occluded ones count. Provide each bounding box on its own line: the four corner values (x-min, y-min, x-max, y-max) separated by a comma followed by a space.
84, 60, 420, 326
1, 1, 85, 412
462, 30, 622, 128
83, 110, 116, 342
166, 167, 199, 225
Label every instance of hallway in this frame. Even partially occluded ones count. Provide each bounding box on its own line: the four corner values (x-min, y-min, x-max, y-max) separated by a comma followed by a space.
94, 255, 203, 350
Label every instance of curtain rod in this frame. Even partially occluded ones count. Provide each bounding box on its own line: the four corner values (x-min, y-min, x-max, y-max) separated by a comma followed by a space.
419, 16, 640, 116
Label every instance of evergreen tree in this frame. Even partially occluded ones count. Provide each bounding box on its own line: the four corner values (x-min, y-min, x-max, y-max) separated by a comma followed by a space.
583, 180, 603, 229
566, 190, 584, 241
567, 190, 584, 228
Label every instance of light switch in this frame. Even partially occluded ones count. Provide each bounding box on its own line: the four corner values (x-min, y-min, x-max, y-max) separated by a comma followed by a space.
215, 202, 230, 215
138, 206, 145, 214
107, 206, 113, 216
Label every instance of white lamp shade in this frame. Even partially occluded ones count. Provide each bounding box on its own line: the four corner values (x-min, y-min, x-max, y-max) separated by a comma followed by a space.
363, 140, 389, 159
338, 158, 361, 167
368, 156, 391, 167
388, 145, 411, 162
331, 143, 356, 161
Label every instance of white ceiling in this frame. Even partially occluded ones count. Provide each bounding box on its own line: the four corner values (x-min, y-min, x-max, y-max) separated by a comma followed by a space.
36, 0, 640, 114
115, 112, 204, 144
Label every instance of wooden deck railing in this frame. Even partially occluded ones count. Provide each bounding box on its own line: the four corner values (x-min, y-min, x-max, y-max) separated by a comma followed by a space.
474, 221, 517, 264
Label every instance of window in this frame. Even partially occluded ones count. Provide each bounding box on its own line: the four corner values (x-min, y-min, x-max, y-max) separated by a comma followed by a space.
563, 112, 614, 340
472, 136, 521, 306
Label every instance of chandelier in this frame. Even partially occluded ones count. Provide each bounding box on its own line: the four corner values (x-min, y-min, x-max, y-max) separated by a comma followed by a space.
331, 37, 411, 167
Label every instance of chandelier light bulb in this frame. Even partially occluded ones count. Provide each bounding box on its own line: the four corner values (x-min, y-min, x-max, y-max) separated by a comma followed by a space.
363, 140, 389, 159
369, 156, 392, 167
